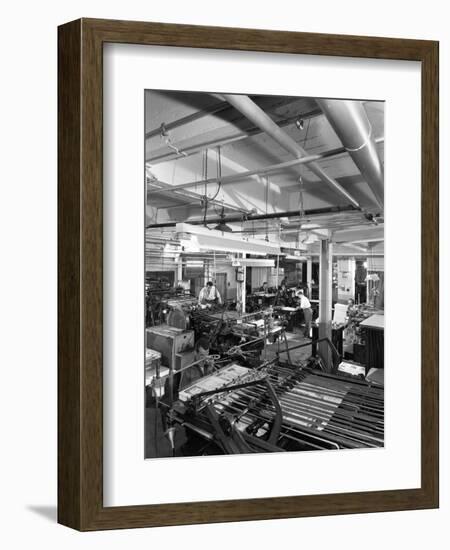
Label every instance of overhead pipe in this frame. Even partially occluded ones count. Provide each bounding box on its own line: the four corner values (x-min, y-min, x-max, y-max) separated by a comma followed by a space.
146, 205, 358, 229
220, 94, 361, 209
146, 165, 251, 214
315, 99, 384, 209
148, 92, 302, 140
148, 137, 384, 196
147, 107, 322, 164
148, 147, 346, 195
145, 100, 230, 140
148, 181, 249, 214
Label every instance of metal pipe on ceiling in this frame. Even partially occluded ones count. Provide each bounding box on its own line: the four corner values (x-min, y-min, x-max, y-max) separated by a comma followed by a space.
341, 243, 370, 253
147, 178, 251, 214
145, 100, 231, 140
315, 99, 384, 210
148, 137, 384, 196
146, 205, 358, 229
147, 108, 322, 164
178, 221, 370, 237
220, 94, 361, 209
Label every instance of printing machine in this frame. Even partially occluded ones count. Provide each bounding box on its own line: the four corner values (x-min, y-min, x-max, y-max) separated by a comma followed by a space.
146, 324, 195, 402
190, 307, 284, 359
146, 280, 198, 328
246, 290, 278, 312
165, 350, 384, 456
145, 305, 283, 408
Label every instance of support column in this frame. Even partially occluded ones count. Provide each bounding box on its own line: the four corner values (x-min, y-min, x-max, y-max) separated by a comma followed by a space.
176, 258, 183, 285
306, 257, 312, 297
242, 256, 247, 314
319, 238, 333, 370
235, 254, 246, 315
276, 254, 280, 288
204, 261, 210, 286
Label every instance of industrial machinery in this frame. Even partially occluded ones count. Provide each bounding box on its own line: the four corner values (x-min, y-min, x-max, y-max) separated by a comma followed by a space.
246, 289, 278, 312
166, 358, 384, 456
190, 308, 283, 360
146, 325, 195, 401
164, 296, 198, 330
145, 280, 194, 327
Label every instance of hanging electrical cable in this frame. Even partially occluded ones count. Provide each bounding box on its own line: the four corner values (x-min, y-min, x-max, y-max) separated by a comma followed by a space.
204, 149, 208, 196
202, 149, 208, 226
203, 147, 224, 226
208, 147, 222, 202
299, 117, 310, 246
302, 117, 311, 149
298, 175, 308, 246
214, 147, 223, 216
265, 176, 269, 242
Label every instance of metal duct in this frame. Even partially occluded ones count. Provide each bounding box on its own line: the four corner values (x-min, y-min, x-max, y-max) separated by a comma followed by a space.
316, 99, 384, 209
221, 94, 361, 209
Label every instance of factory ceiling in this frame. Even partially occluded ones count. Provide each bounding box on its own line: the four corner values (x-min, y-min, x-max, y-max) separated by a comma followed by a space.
145, 91, 384, 252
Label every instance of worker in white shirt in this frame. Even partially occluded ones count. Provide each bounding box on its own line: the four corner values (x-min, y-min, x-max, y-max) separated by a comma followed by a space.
296, 288, 312, 338
198, 281, 222, 308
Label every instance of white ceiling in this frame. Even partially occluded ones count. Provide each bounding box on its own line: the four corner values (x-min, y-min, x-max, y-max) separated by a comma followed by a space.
145, 91, 384, 251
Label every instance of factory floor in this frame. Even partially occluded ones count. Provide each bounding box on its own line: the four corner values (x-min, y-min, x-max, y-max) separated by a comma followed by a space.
263, 328, 312, 364
145, 328, 312, 459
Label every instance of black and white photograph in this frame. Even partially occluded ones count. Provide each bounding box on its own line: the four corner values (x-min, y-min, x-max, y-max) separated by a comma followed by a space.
144, 90, 385, 459
2, 1, 443, 542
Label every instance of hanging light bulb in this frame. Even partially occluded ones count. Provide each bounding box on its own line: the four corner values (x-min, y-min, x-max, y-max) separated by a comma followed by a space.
295, 118, 305, 130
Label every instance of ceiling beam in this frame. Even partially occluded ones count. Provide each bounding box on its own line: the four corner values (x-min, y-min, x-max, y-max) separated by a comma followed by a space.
145, 100, 230, 140
221, 94, 361, 209
147, 137, 384, 196
147, 178, 250, 214
146, 107, 322, 164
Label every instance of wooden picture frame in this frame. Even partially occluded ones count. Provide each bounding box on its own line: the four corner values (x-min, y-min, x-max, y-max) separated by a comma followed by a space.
58, 18, 439, 531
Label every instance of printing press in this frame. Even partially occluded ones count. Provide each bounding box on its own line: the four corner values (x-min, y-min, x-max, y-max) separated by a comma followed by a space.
190, 307, 284, 359
164, 338, 384, 456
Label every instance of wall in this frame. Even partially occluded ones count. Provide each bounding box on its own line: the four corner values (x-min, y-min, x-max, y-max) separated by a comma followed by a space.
337, 257, 355, 301
1, 2, 448, 550
251, 266, 285, 289
215, 263, 238, 299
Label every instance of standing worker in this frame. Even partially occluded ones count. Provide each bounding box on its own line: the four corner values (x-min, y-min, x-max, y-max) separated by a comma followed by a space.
297, 288, 312, 339
198, 280, 222, 308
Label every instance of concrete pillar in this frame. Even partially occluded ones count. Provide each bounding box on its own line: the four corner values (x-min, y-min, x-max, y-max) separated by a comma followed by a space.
235, 254, 246, 314
306, 257, 312, 297
204, 261, 210, 286
319, 238, 333, 370
176, 258, 183, 285
242, 257, 247, 314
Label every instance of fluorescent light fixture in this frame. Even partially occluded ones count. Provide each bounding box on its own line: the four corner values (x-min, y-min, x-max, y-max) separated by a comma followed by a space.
185, 260, 204, 268
284, 255, 307, 261
232, 258, 275, 267
176, 223, 281, 256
